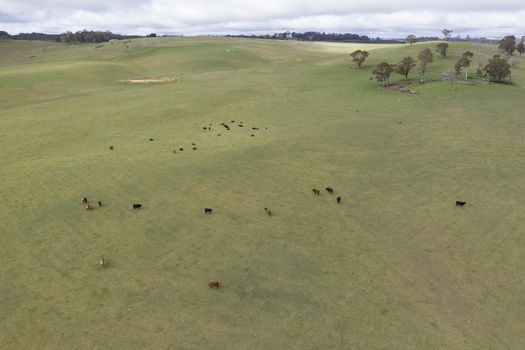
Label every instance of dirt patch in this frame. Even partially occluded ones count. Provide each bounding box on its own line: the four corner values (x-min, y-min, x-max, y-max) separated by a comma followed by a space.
120, 77, 177, 84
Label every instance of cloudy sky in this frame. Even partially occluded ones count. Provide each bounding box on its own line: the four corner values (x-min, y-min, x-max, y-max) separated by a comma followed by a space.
1, 0, 524, 38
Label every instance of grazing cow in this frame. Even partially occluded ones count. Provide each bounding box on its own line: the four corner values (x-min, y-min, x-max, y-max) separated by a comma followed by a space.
85, 203, 93, 211
251, 134, 255, 137
100, 258, 108, 268
179, 148, 184, 151
208, 280, 221, 288
208, 127, 211, 131
239, 124, 244, 127
204, 208, 213, 214
149, 138, 154, 141
193, 147, 197, 150
192, 143, 195, 146
337, 196, 341, 204
98, 201, 102, 207
203, 127, 208, 130
81, 197, 88, 204
455, 201, 466, 207
325, 187, 334, 194
173, 150, 177, 154
109, 146, 114, 150
133, 204, 142, 210
231, 120, 235, 123
264, 207, 272, 216
312, 188, 321, 195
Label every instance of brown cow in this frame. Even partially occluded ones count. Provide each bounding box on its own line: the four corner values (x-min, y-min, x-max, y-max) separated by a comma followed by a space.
312, 188, 321, 195
264, 207, 272, 216
85, 203, 93, 210
208, 280, 221, 289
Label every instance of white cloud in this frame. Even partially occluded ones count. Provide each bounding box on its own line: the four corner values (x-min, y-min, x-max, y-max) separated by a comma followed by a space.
0, 0, 524, 37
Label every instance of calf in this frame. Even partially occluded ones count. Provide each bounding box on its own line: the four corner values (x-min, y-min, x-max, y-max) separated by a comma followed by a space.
312, 188, 321, 195
455, 201, 466, 207
264, 207, 272, 216
133, 204, 142, 210
204, 208, 213, 214
208, 280, 221, 289
337, 196, 341, 204
325, 187, 334, 194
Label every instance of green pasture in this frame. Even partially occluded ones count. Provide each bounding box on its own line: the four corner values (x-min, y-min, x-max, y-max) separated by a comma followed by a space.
0, 37, 524, 349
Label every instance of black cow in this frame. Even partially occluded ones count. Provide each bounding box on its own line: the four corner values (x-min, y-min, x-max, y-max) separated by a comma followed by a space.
204, 208, 213, 214
109, 146, 114, 150
81, 197, 88, 204
455, 201, 466, 207
337, 196, 341, 204
193, 147, 197, 150
98, 201, 102, 207
179, 148, 184, 151
325, 187, 334, 194
133, 204, 142, 209
149, 138, 154, 141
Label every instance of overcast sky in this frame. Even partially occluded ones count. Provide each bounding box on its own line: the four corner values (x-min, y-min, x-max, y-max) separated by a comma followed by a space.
1, 0, 524, 38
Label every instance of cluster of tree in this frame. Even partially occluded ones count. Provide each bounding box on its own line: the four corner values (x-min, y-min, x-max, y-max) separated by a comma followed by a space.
370, 32, 522, 87
227, 32, 402, 43
371, 46, 434, 86
59, 30, 140, 43
498, 35, 525, 56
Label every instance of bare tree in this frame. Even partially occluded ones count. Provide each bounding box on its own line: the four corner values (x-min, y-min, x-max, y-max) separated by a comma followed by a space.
417, 47, 434, 83
442, 69, 457, 90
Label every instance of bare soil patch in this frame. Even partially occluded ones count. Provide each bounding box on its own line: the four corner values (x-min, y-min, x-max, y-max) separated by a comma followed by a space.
120, 77, 177, 84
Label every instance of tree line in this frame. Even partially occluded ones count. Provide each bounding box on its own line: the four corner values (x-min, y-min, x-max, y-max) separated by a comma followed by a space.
227, 32, 401, 43
0, 30, 140, 43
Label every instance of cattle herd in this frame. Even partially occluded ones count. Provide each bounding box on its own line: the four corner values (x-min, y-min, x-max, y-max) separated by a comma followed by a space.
88, 123, 467, 290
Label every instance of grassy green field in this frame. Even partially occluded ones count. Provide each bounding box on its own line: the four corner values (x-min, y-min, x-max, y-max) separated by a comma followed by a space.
1, 37, 525, 349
